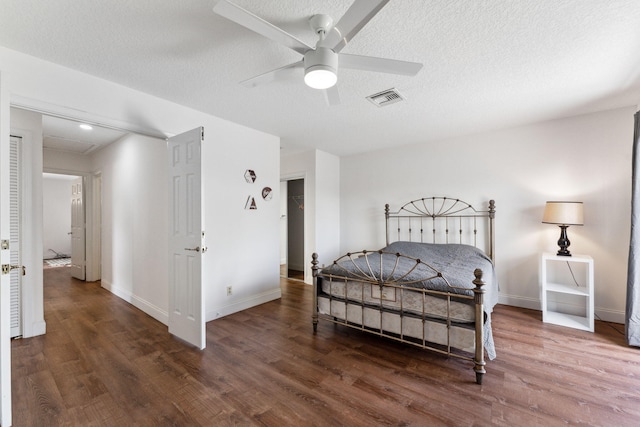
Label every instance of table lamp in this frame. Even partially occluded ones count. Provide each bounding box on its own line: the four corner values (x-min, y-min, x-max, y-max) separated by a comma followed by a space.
542, 201, 584, 256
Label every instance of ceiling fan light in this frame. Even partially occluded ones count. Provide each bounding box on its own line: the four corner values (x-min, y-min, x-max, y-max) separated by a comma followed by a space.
304, 47, 338, 90
304, 66, 337, 89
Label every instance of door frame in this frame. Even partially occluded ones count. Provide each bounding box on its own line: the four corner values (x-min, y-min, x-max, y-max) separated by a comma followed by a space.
1, 70, 13, 426
43, 169, 101, 282
280, 173, 307, 282
11, 126, 46, 340
1, 80, 169, 427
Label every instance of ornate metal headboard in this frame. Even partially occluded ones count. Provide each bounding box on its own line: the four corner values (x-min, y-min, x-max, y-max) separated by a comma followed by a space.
385, 197, 496, 262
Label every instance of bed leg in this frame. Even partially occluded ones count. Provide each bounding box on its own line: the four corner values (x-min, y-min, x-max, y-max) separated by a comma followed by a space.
473, 268, 487, 385
312, 253, 319, 334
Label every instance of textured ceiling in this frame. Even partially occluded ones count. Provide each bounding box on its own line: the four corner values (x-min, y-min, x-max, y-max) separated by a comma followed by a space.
1, 0, 640, 156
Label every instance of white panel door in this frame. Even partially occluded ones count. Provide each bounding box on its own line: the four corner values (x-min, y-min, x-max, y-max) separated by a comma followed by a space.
70, 177, 85, 280
168, 127, 205, 349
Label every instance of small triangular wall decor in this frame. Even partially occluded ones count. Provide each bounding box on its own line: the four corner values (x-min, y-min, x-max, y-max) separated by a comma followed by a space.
245, 196, 257, 210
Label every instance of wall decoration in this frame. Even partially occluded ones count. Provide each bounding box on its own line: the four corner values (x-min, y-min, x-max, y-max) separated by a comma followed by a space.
245, 196, 257, 210
262, 186, 273, 201
244, 169, 256, 183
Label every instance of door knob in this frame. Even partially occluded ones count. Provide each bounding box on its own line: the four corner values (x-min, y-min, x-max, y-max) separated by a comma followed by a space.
184, 247, 200, 252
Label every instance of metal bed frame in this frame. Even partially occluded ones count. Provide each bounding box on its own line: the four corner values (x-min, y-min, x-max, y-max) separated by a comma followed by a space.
312, 197, 496, 384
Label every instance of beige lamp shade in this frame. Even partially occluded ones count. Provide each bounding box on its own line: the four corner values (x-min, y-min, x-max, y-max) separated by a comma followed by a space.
542, 201, 584, 226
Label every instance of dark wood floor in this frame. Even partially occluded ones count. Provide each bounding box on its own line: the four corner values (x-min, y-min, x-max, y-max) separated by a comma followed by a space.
279, 264, 304, 281
11, 267, 640, 426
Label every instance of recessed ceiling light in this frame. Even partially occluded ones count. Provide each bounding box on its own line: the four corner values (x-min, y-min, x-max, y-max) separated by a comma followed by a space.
79, 124, 93, 130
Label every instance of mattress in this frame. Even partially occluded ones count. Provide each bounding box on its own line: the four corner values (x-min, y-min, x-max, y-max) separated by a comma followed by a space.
317, 295, 476, 354
321, 279, 475, 323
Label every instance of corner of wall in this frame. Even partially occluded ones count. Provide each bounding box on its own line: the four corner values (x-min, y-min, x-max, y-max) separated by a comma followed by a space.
206, 287, 282, 322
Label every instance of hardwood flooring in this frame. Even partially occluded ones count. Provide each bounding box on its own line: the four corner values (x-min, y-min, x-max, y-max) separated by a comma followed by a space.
11, 267, 640, 426
279, 264, 304, 281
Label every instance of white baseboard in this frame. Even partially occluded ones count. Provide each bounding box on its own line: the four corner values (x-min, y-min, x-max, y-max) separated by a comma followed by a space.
593, 307, 625, 324
31, 320, 47, 337
498, 293, 625, 324
207, 287, 282, 322
22, 320, 47, 338
101, 280, 169, 325
498, 294, 540, 311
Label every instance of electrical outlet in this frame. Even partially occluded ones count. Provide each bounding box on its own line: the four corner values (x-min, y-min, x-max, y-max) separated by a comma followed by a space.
226, 286, 232, 296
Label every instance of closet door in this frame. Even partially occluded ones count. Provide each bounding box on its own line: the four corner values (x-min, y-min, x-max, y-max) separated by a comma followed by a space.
9, 135, 22, 338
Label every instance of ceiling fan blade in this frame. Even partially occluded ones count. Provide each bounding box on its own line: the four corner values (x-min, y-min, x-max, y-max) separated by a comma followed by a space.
213, 0, 312, 55
319, 0, 390, 53
340, 53, 423, 76
323, 85, 341, 106
239, 61, 304, 88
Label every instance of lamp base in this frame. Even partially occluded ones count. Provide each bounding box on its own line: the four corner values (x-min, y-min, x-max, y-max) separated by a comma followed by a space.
556, 225, 572, 257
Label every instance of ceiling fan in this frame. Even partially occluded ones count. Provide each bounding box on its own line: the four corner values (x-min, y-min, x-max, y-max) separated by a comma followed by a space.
213, 0, 423, 105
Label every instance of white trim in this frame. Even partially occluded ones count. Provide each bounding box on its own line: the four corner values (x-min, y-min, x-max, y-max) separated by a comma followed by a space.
498, 293, 539, 311
207, 287, 282, 322
280, 173, 308, 283
498, 294, 625, 325
101, 280, 168, 326
1, 69, 14, 427
42, 169, 101, 282
11, 126, 46, 339
11, 95, 169, 140
88, 172, 101, 282
28, 320, 46, 336
594, 307, 625, 324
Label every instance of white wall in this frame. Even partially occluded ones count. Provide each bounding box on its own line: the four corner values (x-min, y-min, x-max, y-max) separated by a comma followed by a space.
204, 126, 281, 320
314, 150, 341, 267
92, 133, 170, 323
340, 106, 634, 323
42, 174, 74, 259
43, 149, 92, 174
281, 149, 340, 283
0, 47, 281, 333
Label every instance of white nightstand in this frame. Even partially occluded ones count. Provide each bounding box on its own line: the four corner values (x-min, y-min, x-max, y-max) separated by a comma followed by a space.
540, 252, 594, 332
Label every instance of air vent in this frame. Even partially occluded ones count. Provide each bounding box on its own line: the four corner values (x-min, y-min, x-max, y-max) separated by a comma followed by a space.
366, 88, 405, 107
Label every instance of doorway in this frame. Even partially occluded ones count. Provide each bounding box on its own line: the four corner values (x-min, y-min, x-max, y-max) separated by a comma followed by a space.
281, 178, 304, 281
42, 173, 79, 272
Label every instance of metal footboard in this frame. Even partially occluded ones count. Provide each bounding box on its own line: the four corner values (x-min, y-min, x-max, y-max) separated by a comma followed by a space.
311, 251, 487, 384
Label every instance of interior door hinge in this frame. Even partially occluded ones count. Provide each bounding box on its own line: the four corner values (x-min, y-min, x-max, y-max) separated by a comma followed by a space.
1, 240, 9, 250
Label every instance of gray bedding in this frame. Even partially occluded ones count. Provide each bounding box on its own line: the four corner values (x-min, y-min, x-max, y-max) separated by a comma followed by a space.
319, 241, 499, 359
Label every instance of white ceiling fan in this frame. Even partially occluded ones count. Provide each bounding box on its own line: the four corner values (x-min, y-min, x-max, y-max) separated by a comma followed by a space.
213, 0, 423, 105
